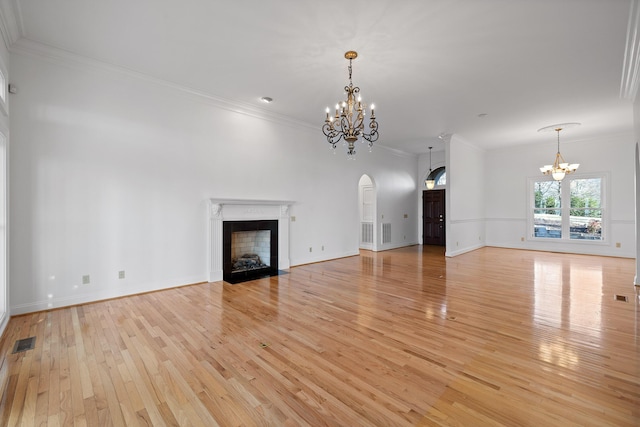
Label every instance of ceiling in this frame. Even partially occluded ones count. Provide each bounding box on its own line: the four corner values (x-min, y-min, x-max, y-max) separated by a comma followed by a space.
3, 0, 636, 154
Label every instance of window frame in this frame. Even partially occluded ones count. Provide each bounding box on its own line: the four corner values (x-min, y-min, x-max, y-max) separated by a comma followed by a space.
528, 172, 608, 244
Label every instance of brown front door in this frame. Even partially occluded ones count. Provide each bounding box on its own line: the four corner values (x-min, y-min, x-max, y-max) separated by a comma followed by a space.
423, 189, 445, 246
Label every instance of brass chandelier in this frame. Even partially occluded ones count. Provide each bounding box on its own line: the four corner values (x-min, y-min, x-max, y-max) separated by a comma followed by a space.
538, 123, 580, 181
323, 51, 379, 157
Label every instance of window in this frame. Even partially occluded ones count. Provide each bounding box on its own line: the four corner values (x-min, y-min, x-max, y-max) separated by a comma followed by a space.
531, 175, 604, 241
428, 166, 446, 187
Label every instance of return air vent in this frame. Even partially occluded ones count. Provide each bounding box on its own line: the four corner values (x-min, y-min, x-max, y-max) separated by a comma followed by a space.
12, 337, 36, 354
614, 294, 628, 302
382, 223, 391, 244
361, 222, 373, 244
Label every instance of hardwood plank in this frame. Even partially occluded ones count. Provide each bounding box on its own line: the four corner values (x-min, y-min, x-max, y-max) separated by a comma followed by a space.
0, 246, 638, 426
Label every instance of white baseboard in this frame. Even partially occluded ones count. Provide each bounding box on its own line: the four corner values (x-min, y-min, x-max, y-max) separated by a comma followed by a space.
10, 275, 207, 315
445, 243, 485, 257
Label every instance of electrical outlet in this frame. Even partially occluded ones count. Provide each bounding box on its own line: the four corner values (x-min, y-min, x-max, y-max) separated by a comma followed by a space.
309, 247, 312, 252
291, 216, 296, 222
521, 237, 525, 242
82, 275, 90, 285
118, 270, 125, 279
321, 245, 324, 251
616, 242, 621, 248
404, 214, 408, 218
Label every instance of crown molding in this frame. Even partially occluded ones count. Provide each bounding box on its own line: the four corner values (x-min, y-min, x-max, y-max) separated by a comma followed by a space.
10, 38, 319, 133
372, 143, 416, 159
0, 0, 23, 49
10, 38, 419, 158
621, 0, 640, 101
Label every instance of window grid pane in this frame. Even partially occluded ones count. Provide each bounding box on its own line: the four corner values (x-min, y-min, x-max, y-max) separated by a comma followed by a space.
534, 181, 561, 209
570, 178, 601, 209
569, 209, 602, 240
534, 210, 562, 238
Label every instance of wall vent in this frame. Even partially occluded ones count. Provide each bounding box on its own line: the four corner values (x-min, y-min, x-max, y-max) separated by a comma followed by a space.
361, 222, 373, 243
382, 223, 391, 244
614, 294, 628, 302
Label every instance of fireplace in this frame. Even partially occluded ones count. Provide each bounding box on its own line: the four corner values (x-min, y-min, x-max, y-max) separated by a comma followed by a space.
208, 199, 293, 283
223, 220, 278, 283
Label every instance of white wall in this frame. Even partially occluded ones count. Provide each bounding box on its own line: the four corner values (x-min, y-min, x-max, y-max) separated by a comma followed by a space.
485, 132, 635, 257
446, 134, 486, 256
632, 93, 640, 283
9, 50, 418, 314
370, 150, 420, 251
0, 29, 9, 337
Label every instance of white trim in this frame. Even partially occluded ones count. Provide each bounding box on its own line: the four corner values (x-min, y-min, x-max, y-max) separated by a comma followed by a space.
621, 0, 640, 100
8, 39, 416, 159
10, 276, 205, 315
450, 218, 485, 224
528, 172, 608, 243
10, 39, 319, 131
376, 241, 419, 252
0, 129, 6, 329
0, 55, 8, 117
207, 199, 293, 282
445, 243, 484, 257
0, 0, 21, 49
635, 143, 640, 285
291, 250, 360, 267
208, 198, 295, 207
486, 217, 633, 224
374, 143, 417, 159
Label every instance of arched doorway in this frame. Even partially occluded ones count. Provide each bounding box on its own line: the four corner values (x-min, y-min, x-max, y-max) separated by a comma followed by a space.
358, 174, 376, 250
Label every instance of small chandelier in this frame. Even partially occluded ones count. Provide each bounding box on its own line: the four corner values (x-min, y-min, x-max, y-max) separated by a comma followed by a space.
539, 124, 580, 181
323, 51, 379, 157
425, 146, 435, 189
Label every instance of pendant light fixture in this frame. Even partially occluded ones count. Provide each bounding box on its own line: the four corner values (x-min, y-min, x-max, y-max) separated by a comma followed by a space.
425, 146, 435, 189
322, 51, 379, 158
538, 123, 580, 181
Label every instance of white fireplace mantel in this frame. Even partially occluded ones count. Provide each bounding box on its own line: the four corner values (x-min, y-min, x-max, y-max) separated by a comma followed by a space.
207, 198, 294, 282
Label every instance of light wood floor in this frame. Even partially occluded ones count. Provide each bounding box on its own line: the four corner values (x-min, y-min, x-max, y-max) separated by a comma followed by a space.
0, 246, 638, 426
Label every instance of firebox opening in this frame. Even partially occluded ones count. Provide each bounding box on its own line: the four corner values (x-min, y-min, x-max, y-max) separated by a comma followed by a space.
223, 220, 279, 284
232, 230, 270, 273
